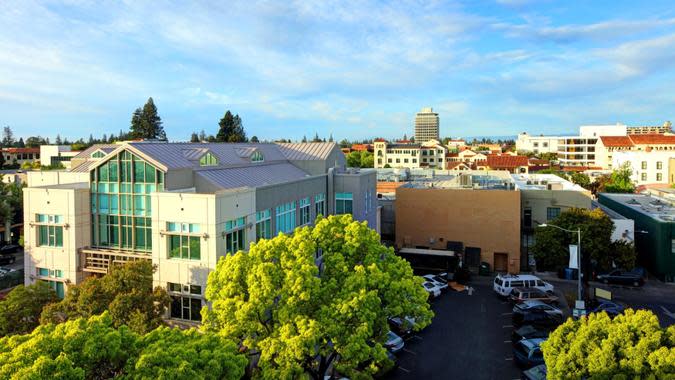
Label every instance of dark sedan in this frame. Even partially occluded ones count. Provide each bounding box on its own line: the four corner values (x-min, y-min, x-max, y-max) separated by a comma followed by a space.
587, 300, 625, 317
512, 325, 550, 346
597, 270, 644, 287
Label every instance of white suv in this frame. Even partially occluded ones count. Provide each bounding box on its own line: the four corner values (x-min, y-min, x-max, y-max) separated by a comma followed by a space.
493, 274, 554, 297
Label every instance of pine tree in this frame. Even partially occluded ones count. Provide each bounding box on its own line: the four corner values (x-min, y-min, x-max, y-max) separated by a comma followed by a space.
88, 134, 94, 145
329, 133, 334, 142
130, 108, 143, 139
190, 132, 199, 142
1, 126, 14, 147
55, 134, 62, 145
250, 136, 259, 143
199, 130, 206, 142
302, 135, 308, 143
217, 111, 246, 142
129, 98, 166, 140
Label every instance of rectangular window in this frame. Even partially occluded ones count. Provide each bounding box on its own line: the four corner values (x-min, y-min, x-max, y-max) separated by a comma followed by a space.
315, 193, 325, 217
224, 217, 246, 254
300, 198, 311, 225
672, 239, 675, 254
167, 234, 201, 260
657, 161, 663, 170
657, 173, 663, 181
275, 202, 296, 234
170, 296, 202, 321
37, 214, 64, 248
336, 192, 353, 214
38, 267, 49, 276
256, 210, 271, 241
641, 161, 647, 170
41, 280, 65, 299
546, 207, 561, 221
641, 173, 647, 181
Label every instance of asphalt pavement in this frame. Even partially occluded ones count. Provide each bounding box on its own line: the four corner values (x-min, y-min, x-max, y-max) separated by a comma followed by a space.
386, 276, 522, 380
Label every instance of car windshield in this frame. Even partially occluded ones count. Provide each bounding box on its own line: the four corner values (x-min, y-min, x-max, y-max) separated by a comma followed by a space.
424, 283, 434, 289
495, 278, 503, 286
387, 331, 399, 341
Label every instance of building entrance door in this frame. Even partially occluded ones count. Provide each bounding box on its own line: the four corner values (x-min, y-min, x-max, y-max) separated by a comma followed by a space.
494, 252, 508, 272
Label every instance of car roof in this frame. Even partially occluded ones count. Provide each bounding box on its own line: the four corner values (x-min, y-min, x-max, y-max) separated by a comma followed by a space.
522, 300, 549, 307
520, 338, 546, 349
496, 274, 541, 280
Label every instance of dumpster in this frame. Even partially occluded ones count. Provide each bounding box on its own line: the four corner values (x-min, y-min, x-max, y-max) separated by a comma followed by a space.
479, 262, 491, 276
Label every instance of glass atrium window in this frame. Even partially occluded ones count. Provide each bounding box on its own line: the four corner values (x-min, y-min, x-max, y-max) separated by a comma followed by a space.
275, 202, 296, 234
199, 152, 218, 166
256, 210, 271, 241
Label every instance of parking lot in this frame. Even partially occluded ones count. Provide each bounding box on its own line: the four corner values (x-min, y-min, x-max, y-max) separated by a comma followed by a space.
386, 276, 523, 380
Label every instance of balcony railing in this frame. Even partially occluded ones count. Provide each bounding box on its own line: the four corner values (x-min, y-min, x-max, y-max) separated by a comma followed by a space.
81, 248, 151, 274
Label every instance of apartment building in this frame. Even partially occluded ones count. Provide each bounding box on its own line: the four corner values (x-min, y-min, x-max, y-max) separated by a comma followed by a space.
373, 139, 447, 169
395, 171, 521, 273
611, 151, 672, 186
23, 141, 376, 321
599, 193, 675, 282
516, 133, 560, 154
414, 107, 440, 142
627, 121, 672, 134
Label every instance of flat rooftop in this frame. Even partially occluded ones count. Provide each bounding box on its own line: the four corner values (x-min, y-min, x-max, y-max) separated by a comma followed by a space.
601, 193, 675, 223
511, 173, 587, 192
402, 172, 515, 190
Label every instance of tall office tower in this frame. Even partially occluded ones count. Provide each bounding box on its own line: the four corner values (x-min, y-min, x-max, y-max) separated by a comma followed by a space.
414, 107, 439, 143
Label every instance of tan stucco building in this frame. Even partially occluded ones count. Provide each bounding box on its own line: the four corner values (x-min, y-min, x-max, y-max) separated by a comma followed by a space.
395, 172, 521, 273
23, 141, 377, 322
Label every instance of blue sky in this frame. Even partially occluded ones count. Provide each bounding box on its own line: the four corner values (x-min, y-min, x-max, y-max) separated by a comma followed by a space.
3, 1, 675, 142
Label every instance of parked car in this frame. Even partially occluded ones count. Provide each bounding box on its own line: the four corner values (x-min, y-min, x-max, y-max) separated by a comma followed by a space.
388, 316, 418, 337
587, 299, 625, 318
597, 270, 644, 287
521, 364, 547, 380
513, 338, 545, 369
512, 325, 550, 346
513, 301, 564, 327
422, 274, 448, 291
422, 281, 441, 298
0, 244, 21, 255
384, 331, 404, 354
509, 288, 559, 305
493, 274, 554, 297
0, 253, 16, 265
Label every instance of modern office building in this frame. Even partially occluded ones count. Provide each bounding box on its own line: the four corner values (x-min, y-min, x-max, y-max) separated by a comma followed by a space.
23, 141, 376, 321
395, 171, 521, 273
40, 145, 80, 168
599, 193, 675, 282
414, 107, 440, 143
373, 139, 447, 169
516, 133, 560, 154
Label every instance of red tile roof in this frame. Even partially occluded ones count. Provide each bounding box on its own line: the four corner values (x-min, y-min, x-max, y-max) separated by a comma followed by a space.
599, 136, 634, 147
446, 161, 469, 170
2, 147, 40, 153
628, 134, 675, 145
350, 144, 372, 151
377, 181, 404, 194
485, 155, 529, 168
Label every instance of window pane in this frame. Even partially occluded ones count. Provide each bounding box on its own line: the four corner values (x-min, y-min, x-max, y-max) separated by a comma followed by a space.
170, 296, 182, 318
189, 237, 200, 260
39, 226, 48, 246
190, 298, 202, 321
55, 227, 63, 247
145, 163, 155, 182
170, 235, 181, 258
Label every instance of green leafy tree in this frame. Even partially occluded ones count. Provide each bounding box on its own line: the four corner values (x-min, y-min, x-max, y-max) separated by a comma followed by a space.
203, 215, 433, 379
569, 172, 591, 189
339, 139, 351, 148
531, 208, 616, 272
190, 132, 199, 142
346, 151, 362, 167
543, 309, 675, 379
608, 239, 636, 270
250, 135, 259, 143
360, 151, 374, 168
125, 326, 247, 379
0, 282, 58, 336
41, 261, 170, 334
25, 136, 48, 148
0, 182, 24, 242
216, 110, 247, 142
537, 152, 558, 161
605, 162, 635, 193
0, 150, 4, 169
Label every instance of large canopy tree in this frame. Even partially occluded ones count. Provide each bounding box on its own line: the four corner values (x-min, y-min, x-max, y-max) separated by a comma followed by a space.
203, 215, 433, 379
542, 309, 675, 379
41, 260, 170, 334
0, 282, 58, 337
0, 312, 247, 379
531, 208, 634, 272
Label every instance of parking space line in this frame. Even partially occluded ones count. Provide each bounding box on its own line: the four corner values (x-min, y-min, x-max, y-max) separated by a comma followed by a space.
501, 312, 512, 316
398, 366, 411, 373
411, 335, 423, 340
503, 340, 511, 343
502, 325, 513, 328
402, 348, 416, 355
505, 357, 513, 361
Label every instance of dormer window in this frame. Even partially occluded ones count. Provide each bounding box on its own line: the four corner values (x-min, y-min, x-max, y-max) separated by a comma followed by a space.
199, 152, 218, 166
91, 151, 106, 158
251, 151, 264, 163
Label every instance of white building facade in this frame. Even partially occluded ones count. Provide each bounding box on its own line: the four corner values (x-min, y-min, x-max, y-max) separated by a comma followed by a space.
515, 133, 560, 154
374, 139, 447, 169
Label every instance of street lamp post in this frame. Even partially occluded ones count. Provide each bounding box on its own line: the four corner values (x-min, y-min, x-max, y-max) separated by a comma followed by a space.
539, 223, 586, 317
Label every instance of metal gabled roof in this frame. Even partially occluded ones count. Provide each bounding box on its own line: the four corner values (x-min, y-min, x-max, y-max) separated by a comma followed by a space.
196, 162, 311, 191
276, 142, 338, 160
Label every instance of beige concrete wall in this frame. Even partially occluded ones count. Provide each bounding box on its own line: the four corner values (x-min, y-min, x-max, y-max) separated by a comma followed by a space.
23, 186, 91, 290
27, 171, 90, 187
395, 187, 521, 273
520, 190, 592, 226
151, 189, 255, 292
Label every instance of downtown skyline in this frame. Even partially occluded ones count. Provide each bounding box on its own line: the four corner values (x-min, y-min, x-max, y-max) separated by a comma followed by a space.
2, 1, 675, 141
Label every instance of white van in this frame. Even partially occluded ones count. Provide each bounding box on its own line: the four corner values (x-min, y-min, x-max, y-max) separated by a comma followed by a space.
493, 274, 554, 297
